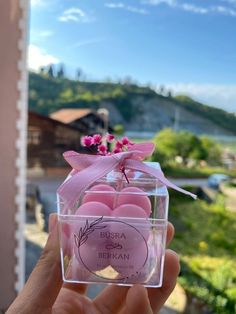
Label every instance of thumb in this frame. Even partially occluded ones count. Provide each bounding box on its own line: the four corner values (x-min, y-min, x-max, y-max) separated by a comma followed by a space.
7, 214, 62, 314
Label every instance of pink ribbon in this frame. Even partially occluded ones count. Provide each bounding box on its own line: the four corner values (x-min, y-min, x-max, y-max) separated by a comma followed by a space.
58, 142, 197, 211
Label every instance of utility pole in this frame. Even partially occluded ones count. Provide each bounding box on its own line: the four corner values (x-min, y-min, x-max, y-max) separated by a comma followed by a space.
174, 106, 180, 132
97, 108, 109, 135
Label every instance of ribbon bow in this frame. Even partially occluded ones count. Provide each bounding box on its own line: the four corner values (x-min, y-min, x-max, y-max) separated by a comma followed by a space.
58, 142, 197, 212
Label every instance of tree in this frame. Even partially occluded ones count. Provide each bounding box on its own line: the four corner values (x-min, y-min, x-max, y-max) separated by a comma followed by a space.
152, 128, 178, 167
59, 88, 74, 102
76, 68, 83, 81
152, 128, 222, 168
167, 89, 172, 98
123, 76, 134, 86
39, 66, 46, 75
57, 64, 65, 79
159, 85, 165, 95
113, 124, 125, 135
47, 64, 54, 78
200, 136, 222, 166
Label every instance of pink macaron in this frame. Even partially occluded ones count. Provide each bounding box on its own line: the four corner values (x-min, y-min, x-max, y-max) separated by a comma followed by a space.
75, 201, 112, 216
74, 201, 112, 246
82, 184, 115, 209
111, 204, 150, 247
116, 187, 152, 217
74, 243, 110, 272
63, 255, 90, 282
70, 255, 91, 282
110, 241, 148, 277
112, 203, 149, 219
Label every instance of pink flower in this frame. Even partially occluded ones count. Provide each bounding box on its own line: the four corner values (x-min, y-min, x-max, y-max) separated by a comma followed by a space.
98, 144, 107, 155
81, 136, 93, 147
113, 147, 122, 154
106, 133, 115, 143
121, 137, 130, 146
93, 134, 102, 145
115, 140, 123, 149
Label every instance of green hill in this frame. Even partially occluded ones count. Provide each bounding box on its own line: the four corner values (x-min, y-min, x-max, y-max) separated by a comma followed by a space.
173, 95, 236, 135
29, 72, 156, 122
28, 72, 236, 135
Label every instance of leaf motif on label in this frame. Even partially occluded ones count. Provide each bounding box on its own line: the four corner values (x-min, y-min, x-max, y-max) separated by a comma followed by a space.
74, 216, 107, 247
79, 227, 83, 239
74, 234, 80, 248
80, 235, 88, 246
93, 225, 107, 230
90, 216, 103, 228
82, 220, 89, 234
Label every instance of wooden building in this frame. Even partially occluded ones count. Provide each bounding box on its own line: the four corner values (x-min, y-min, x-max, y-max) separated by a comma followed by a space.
28, 111, 82, 168
50, 108, 106, 135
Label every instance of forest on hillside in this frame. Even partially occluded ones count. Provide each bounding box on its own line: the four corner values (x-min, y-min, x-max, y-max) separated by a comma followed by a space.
28, 71, 236, 134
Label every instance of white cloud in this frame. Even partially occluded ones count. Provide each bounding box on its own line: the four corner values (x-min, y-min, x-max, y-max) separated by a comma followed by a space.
221, 0, 236, 5
142, 0, 207, 14
213, 5, 236, 16
105, 2, 149, 14
181, 4, 208, 14
106, 3, 125, 9
164, 83, 236, 113
142, 0, 236, 17
59, 7, 92, 23
28, 44, 59, 71
127, 6, 149, 14
141, 0, 176, 6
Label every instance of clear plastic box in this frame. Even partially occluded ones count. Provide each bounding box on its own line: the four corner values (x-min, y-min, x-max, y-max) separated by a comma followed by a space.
57, 162, 169, 287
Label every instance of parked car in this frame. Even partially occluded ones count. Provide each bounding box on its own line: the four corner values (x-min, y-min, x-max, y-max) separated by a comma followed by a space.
207, 174, 229, 189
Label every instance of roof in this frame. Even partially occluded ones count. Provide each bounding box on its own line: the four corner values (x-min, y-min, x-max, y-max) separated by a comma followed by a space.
28, 111, 82, 132
50, 108, 93, 124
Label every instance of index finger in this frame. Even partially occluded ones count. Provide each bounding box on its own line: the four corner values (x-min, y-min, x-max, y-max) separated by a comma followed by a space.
7, 214, 62, 313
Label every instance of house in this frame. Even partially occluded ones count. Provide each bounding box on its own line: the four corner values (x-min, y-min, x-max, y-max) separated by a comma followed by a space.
50, 108, 106, 135
28, 111, 82, 168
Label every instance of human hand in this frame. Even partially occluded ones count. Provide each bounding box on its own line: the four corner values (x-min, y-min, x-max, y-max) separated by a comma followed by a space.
7, 214, 180, 314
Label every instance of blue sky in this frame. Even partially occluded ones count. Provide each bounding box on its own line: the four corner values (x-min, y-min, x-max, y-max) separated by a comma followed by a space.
29, 0, 236, 112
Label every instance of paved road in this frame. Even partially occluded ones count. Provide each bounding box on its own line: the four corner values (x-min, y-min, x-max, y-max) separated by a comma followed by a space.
29, 177, 63, 229
170, 178, 207, 187
30, 176, 62, 212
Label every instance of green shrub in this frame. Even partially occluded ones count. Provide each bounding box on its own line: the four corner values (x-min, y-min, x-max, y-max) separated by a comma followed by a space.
169, 190, 236, 313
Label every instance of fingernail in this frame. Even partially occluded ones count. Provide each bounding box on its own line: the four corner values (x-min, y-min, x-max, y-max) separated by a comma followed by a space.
49, 213, 57, 233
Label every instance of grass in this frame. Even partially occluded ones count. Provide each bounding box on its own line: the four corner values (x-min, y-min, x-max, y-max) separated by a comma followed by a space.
225, 181, 236, 188
169, 189, 236, 313
220, 141, 236, 153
